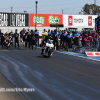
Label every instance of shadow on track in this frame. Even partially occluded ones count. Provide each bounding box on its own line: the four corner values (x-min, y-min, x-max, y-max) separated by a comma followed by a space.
37, 55, 51, 59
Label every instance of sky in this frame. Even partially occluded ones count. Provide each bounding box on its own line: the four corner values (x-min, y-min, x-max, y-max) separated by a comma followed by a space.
0, 0, 99, 14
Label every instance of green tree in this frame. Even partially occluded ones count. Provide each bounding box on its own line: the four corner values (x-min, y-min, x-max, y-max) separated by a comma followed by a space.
82, 3, 90, 14
80, 3, 100, 15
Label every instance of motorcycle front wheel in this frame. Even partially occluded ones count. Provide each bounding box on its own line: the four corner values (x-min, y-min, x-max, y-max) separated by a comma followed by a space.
48, 49, 51, 58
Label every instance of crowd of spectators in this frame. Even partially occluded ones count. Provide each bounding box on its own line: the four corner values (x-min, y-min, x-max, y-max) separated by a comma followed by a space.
0, 28, 100, 51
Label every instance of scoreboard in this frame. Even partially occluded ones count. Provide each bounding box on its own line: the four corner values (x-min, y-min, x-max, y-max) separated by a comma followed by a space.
97, 22, 100, 32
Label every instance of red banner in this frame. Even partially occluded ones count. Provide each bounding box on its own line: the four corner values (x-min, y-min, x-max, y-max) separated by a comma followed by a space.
86, 52, 100, 56
29, 14, 63, 27
68, 16, 73, 26
88, 16, 92, 26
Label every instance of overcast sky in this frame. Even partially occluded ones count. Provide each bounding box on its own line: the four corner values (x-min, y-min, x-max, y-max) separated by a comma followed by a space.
0, 0, 98, 14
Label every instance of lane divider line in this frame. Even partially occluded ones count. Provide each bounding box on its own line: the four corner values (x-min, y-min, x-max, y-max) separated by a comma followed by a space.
37, 47, 100, 61
55, 50, 100, 62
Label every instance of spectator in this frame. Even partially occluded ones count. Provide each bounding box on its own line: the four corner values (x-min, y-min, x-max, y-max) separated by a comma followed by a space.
3, 37, 10, 49
0, 29, 4, 48
67, 31, 72, 48
92, 30, 98, 48
14, 29, 19, 48
48, 29, 51, 36
34, 29, 39, 46
74, 31, 80, 46
62, 30, 67, 49
22, 29, 26, 46
53, 29, 59, 50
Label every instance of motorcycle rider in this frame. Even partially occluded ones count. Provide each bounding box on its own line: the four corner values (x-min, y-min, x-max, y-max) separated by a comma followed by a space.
41, 29, 48, 55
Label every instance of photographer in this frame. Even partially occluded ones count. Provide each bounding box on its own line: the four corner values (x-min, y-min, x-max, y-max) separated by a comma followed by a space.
3, 37, 10, 49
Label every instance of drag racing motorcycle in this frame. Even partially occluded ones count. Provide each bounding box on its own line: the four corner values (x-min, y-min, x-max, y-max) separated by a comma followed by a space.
43, 39, 54, 57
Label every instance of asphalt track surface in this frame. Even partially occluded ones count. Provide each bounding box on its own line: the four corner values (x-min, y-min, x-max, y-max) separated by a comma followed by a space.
0, 44, 100, 100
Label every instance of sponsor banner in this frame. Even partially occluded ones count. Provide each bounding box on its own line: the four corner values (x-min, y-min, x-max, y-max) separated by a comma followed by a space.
63, 15, 97, 27
0, 12, 29, 27
86, 52, 100, 57
88, 16, 92, 26
68, 16, 73, 26
29, 14, 63, 27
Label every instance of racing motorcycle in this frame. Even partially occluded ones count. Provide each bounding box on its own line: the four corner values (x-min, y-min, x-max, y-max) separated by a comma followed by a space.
42, 39, 54, 57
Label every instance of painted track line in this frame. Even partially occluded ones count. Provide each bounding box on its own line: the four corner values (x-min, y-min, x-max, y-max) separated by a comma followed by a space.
37, 47, 100, 62
55, 50, 100, 62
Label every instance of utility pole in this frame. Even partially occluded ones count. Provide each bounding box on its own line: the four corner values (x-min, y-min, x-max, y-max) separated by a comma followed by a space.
11, 7, 13, 26
62, 9, 63, 14
35, 1, 38, 30
24, 10, 28, 14
94, 0, 96, 5
11, 7, 13, 13
94, 0, 97, 15
94, 0, 99, 5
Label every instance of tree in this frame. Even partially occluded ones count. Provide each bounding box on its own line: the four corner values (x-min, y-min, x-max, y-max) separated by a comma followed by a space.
80, 3, 100, 15
82, 3, 91, 14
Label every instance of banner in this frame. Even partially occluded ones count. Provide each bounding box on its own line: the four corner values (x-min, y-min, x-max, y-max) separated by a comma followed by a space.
68, 16, 73, 26
88, 16, 92, 26
0, 12, 29, 27
86, 52, 100, 57
29, 14, 63, 27
63, 15, 97, 27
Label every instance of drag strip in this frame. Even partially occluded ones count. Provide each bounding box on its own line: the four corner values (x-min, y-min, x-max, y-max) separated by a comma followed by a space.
55, 50, 100, 62
0, 46, 100, 100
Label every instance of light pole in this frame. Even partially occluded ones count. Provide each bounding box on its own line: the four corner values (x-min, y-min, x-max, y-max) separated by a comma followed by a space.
35, 1, 38, 30
11, 7, 13, 26
23, 11, 28, 30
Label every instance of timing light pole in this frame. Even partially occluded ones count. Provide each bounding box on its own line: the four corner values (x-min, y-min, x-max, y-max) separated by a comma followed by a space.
35, 1, 38, 30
